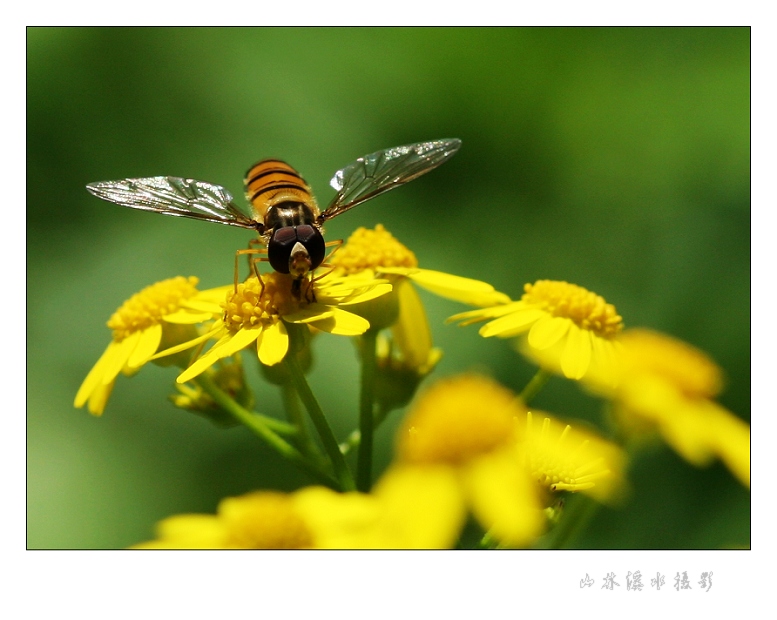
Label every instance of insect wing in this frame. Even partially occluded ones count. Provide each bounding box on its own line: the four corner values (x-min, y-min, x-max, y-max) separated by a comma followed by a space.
86, 176, 258, 229
320, 138, 461, 222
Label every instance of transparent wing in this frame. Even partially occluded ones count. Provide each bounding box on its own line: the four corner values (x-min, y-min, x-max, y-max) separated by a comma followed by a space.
320, 138, 461, 222
86, 176, 258, 229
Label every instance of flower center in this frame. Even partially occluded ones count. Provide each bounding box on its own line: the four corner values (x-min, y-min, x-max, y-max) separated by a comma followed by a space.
328, 224, 418, 274
522, 280, 623, 338
397, 375, 521, 466
219, 491, 315, 549
526, 418, 595, 492
108, 276, 199, 341
223, 273, 301, 332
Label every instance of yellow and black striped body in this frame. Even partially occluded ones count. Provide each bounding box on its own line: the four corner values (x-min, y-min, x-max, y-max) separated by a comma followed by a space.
244, 159, 320, 227
243, 159, 326, 279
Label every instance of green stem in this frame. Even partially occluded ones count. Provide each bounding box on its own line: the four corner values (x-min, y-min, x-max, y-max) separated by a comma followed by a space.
357, 329, 378, 492
519, 368, 552, 405
284, 348, 356, 491
281, 380, 319, 459
540, 493, 600, 549
195, 373, 338, 489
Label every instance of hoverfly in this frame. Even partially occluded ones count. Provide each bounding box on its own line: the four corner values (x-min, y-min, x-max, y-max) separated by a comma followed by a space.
86, 139, 462, 296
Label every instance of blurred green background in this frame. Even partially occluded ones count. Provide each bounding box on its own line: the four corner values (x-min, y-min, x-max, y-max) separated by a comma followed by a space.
27, 27, 750, 549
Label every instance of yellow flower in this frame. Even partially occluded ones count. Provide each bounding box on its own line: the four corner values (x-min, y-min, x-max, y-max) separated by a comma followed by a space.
296, 467, 464, 549
522, 411, 627, 505
392, 374, 545, 547
133, 490, 319, 549
171, 271, 390, 384
588, 329, 750, 488
328, 224, 511, 308
449, 279, 623, 382
133, 476, 463, 549
326, 224, 508, 383
74, 276, 224, 416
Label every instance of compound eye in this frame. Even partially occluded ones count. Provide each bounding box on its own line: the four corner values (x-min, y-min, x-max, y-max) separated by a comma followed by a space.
295, 225, 326, 270
268, 227, 297, 274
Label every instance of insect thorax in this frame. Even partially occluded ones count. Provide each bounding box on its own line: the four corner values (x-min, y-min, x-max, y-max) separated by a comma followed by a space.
263, 200, 318, 231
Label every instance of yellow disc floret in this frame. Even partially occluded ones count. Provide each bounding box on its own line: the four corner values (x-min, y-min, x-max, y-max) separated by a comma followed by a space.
397, 375, 524, 466
107, 276, 199, 342
522, 280, 623, 339
219, 491, 315, 549
329, 224, 418, 274
223, 273, 300, 332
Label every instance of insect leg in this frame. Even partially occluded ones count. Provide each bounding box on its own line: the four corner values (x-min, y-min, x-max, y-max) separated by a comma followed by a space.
234, 247, 269, 295
309, 239, 344, 285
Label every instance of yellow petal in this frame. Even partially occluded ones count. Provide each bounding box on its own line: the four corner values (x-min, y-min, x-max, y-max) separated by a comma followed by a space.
127, 324, 163, 369
295, 467, 465, 549
386, 268, 511, 307
162, 309, 214, 324
293, 487, 381, 549
177, 328, 260, 383
214, 326, 265, 358
283, 305, 335, 324
707, 404, 750, 488
194, 286, 233, 303
528, 316, 571, 350
447, 301, 525, 325
311, 308, 370, 335
86, 380, 115, 417
150, 324, 225, 360
370, 466, 466, 549
619, 376, 714, 465
480, 308, 546, 338
560, 323, 592, 379
74, 341, 120, 408
464, 450, 545, 547
99, 331, 140, 384
133, 514, 228, 549
391, 279, 433, 369
257, 320, 289, 366
584, 336, 623, 391
324, 282, 393, 305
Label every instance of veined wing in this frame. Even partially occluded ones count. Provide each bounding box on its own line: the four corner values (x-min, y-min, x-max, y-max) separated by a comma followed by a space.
320, 138, 461, 222
86, 176, 258, 229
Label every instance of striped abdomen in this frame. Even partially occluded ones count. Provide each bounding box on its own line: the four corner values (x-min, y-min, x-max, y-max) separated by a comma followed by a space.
244, 159, 318, 226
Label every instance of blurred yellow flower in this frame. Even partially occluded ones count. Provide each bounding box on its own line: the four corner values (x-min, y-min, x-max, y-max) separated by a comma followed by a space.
170, 272, 390, 384
522, 411, 627, 505
74, 276, 225, 416
449, 279, 623, 382
392, 374, 545, 547
587, 328, 750, 488
133, 472, 464, 549
296, 467, 465, 549
133, 490, 319, 549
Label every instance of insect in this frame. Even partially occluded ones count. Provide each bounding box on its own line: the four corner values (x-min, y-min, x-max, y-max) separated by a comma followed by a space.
86, 139, 462, 296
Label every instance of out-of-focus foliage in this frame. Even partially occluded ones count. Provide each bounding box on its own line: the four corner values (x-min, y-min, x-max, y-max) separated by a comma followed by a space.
27, 27, 749, 549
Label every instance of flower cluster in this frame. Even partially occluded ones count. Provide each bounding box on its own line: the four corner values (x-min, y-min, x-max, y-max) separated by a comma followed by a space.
135, 373, 625, 549
74, 224, 749, 549
451, 280, 749, 489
